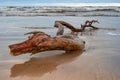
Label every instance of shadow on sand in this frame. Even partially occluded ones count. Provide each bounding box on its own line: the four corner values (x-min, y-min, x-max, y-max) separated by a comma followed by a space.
10, 50, 83, 77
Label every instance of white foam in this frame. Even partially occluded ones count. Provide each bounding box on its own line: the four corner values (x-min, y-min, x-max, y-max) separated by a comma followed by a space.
107, 32, 120, 36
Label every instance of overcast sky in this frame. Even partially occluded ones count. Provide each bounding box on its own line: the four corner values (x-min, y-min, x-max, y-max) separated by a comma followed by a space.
0, 0, 120, 6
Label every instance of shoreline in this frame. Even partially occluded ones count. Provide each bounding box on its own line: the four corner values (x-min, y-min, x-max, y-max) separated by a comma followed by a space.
0, 16, 120, 80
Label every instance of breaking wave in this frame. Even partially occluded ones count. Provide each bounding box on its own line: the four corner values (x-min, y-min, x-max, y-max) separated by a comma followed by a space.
0, 6, 120, 17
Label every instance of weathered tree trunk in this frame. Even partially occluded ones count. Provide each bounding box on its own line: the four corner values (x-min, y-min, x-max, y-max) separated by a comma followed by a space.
8, 32, 85, 56
8, 20, 99, 56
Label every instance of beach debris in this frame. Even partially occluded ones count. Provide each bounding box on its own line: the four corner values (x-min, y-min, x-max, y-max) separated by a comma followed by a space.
54, 21, 82, 33
8, 32, 85, 56
81, 20, 99, 30
8, 20, 98, 56
54, 20, 99, 33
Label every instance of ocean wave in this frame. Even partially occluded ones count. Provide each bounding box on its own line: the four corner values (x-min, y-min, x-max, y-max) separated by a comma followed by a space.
0, 6, 120, 17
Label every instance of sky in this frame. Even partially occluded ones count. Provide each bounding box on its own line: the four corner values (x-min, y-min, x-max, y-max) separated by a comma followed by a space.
0, 0, 120, 6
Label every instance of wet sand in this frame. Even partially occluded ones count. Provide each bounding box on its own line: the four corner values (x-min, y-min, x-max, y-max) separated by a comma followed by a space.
0, 29, 120, 80
0, 16, 120, 80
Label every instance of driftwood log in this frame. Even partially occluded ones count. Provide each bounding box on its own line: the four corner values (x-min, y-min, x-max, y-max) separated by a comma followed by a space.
8, 20, 98, 56
54, 20, 99, 33
9, 32, 85, 56
8, 23, 86, 56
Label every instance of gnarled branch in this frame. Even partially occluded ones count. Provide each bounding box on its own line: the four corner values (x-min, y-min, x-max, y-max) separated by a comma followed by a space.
54, 21, 82, 33
54, 20, 99, 33
8, 20, 99, 56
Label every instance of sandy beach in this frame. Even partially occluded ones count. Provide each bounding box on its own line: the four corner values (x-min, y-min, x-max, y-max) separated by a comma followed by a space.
0, 16, 120, 80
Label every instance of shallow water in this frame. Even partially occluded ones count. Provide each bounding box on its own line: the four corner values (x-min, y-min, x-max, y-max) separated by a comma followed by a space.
0, 16, 120, 80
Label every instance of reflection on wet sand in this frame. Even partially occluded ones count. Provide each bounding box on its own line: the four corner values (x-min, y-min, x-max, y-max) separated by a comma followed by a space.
10, 51, 83, 78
